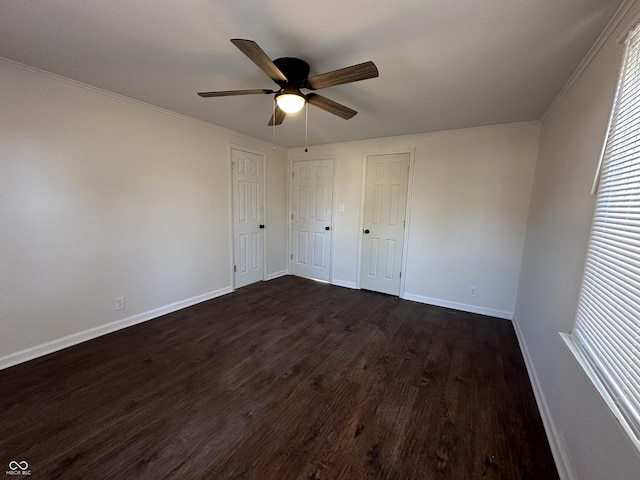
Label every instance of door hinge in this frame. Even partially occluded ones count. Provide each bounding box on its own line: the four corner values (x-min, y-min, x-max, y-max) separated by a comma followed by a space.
399, 271, 402, 279
292, 171, 295, 178
232, 161, 235, 169
290, 254, 293, 260
403, 220, 406, 228
234, 265, 237, 272
291, 213, 294, 220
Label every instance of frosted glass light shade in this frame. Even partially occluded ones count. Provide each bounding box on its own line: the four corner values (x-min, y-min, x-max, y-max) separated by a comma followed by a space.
276, 93, 305, 113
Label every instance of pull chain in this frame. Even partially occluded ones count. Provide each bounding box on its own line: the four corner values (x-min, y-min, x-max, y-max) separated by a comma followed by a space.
272, 100, 276, 151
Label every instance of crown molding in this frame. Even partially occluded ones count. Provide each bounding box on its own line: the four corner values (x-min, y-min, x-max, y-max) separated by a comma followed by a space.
541, 0, 637, 123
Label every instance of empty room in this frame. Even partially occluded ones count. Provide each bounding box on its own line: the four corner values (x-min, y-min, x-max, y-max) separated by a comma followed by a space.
1, 1, 640, 479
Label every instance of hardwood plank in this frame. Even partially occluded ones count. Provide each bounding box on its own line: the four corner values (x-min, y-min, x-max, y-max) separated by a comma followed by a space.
0, 276, 559, 479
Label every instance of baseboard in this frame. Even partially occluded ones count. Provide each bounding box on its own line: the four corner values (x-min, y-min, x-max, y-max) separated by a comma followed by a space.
401, 293, 513, 320
266, 270, 288, 281
512, 314, 576, 480
331, 279, 358, 289
0, 286, 233, 371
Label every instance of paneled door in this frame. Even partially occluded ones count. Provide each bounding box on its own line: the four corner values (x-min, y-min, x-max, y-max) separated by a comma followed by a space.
290, 158, 333, 281
360, 153, 410, 295
232, 147, 264, 288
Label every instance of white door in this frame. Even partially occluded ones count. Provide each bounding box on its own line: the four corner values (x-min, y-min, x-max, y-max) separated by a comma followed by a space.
290, 159, 333, 281
232, 148, 264, 288
360, 153, 410, 295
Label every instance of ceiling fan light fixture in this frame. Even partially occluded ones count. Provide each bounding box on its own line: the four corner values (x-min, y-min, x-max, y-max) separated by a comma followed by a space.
275, 90, 306, 114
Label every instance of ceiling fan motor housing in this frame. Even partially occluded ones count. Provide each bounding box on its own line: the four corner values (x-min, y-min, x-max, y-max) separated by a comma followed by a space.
273, 57, 310, 89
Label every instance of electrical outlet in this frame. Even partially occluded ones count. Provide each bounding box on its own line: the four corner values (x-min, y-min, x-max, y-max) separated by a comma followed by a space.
114, 296, 125, 311
469, 287, 478, 297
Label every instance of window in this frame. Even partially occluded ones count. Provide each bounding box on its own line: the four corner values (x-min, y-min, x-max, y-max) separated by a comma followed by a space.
572, 25, 640, 441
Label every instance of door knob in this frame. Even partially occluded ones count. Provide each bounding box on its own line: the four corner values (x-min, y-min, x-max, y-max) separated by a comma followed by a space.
325, 226, 330, 231
259, 224, 265, 229
363, 229, 370, 234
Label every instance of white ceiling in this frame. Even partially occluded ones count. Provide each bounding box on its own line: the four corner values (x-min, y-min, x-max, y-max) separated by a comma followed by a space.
0, 0, 623, 148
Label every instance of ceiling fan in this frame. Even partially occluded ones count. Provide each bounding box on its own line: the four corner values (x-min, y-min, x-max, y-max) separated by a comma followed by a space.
198, 39, 379, 126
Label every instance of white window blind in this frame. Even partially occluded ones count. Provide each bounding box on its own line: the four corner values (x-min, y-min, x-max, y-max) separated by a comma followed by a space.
573, 25, 640, 440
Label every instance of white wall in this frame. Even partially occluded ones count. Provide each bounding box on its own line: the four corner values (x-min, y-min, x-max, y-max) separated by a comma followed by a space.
288, 122, 539, 319
0, 60, 288, 366
514, 1, 640, 479
266, 147, 289, 280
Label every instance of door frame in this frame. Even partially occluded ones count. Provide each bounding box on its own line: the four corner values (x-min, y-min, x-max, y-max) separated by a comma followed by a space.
356, 148, 416, 296
228, 143, 267, 290
288, 155, 336, 283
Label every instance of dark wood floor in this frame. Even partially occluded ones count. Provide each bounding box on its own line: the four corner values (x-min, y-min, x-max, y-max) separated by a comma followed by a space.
0, 276, 558, 479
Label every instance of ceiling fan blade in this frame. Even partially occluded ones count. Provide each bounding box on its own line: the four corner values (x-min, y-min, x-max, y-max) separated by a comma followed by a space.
230, 39, 288, 84
198, 89, 275, 98
306, 61, 378, 90
306, 93, 357, 120
268, 105, 287, 126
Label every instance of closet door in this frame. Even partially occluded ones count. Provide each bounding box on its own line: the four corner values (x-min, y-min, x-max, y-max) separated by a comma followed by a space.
290, 158, 333, 282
